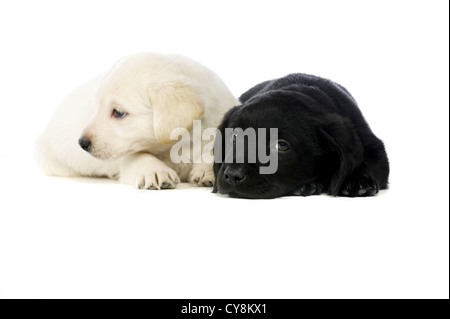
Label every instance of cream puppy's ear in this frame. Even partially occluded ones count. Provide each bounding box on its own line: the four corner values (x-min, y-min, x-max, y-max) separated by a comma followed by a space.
149, 81, 204, 145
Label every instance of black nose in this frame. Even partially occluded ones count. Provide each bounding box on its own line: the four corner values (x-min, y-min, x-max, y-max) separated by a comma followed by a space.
78, 137, 91, 152
223, 166, 247, 185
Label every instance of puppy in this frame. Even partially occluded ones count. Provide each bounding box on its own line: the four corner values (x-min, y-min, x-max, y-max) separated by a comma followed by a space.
37, 52, 238, 189
213, 73, 389, 199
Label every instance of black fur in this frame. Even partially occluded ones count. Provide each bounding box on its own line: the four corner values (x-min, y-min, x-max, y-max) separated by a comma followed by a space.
213, 74, 389, 199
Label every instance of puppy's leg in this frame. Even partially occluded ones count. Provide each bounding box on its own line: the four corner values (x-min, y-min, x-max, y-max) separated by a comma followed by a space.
339, 146, 389, 197
120, 153, 180, 190
189, 163, 215, 187
187, 137, 215, 187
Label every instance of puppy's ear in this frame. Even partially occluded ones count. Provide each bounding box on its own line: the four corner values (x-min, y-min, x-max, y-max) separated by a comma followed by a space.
213, 106, 240, 193
318, 115, 364, 196
148, 81, 204, 145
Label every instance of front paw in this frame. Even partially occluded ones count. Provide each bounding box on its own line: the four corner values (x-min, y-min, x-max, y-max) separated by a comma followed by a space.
189, 165, 215, 187
123, 167, 180, 190
293, 182, 324, 196
339, 172, 379, 197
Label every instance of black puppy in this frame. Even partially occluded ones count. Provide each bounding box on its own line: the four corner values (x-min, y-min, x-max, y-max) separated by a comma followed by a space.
213, 74, 389, 199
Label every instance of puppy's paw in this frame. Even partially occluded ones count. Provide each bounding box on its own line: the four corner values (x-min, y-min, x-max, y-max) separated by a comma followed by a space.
135, 168, 180, 190
121, 167, 180, 190
339, 173, 379, 197
293, 182, 324, 196
119, 153, 181, 190
189, 165, 215, 187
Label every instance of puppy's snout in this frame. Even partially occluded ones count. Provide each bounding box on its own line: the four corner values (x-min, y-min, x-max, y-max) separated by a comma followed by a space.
224, 166, 247, 185
78, 137, 91, 152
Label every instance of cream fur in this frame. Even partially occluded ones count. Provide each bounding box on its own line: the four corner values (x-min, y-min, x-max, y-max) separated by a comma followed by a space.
36, 52, 238, 189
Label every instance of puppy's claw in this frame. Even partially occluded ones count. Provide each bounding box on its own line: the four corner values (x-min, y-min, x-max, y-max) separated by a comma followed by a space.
203, 180, 214, 187
161, 182, 170, 189
169, 172, 180, 184
357, 188, 367, 196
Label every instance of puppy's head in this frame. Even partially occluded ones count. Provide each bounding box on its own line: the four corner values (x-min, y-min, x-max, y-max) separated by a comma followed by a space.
213, 90, 363, 199
79, 54, 204, 160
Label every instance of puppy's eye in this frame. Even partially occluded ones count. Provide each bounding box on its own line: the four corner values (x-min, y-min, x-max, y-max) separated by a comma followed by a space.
112, 109, 127, 119
231, 133, 238, 144
276, 140, 290, 152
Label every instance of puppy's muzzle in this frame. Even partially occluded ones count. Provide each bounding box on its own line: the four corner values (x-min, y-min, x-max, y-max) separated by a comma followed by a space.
78, 137, 91, 152
223, 166, 247, 186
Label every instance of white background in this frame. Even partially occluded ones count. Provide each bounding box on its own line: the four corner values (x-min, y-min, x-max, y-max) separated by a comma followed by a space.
0, 0, 448, 299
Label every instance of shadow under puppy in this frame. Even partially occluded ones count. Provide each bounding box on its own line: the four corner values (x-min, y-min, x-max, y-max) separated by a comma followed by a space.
213, 74, 389, 199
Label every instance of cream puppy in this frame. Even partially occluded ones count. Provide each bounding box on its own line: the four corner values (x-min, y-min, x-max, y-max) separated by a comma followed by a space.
36, 53, 238, 189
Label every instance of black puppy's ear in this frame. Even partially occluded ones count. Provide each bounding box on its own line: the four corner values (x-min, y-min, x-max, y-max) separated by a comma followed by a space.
213, 106, 240, 193
318, 115, 364, 196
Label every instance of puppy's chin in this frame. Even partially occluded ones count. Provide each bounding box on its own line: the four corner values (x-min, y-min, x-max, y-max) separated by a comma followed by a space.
89, 152, 115, 160
88, 147, 124, 161
227, 191, 283, 200
217, 178, 286, 199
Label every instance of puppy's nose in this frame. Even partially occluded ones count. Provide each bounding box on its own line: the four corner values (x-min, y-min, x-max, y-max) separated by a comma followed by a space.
78, 137, 91, 152
224, 166, 247, 185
